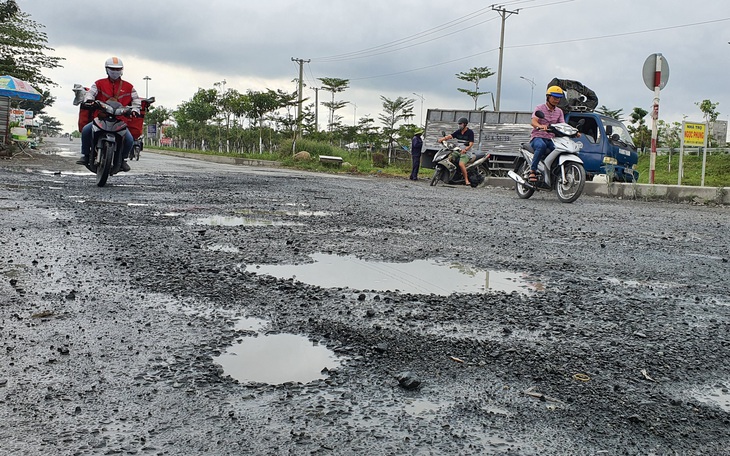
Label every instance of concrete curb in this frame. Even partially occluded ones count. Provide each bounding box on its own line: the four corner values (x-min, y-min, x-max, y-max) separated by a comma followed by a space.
486, 177, 729, 205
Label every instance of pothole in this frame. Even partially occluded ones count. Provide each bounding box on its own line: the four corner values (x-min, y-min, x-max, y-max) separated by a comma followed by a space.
214, 333, 341, 385
245, 253, 539, 295
191, 215, 304, 227
689, 383, 730, 412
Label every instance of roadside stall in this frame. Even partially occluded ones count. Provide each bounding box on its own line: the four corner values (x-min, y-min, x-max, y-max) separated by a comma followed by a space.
0, 75, 41, 156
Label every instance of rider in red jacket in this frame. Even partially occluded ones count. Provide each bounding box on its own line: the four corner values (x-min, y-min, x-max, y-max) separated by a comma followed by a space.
77, 57, 141, 172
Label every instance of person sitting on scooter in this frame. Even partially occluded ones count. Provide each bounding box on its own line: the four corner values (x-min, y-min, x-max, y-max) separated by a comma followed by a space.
77, 56, 141, 172
528, 85, 565, 183
437, 117, 475, 187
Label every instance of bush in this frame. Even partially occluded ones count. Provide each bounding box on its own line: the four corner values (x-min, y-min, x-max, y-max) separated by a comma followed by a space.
372, 152, 387, 168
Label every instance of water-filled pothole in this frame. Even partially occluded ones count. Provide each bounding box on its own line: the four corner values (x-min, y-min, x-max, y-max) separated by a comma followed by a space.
690, 383, 730, 412
214, 333, 341, 385
192, 215, 304, 227
245, 253, 538, 295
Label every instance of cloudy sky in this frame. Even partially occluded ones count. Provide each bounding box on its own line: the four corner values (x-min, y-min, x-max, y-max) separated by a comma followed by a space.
17, 0, 730, 136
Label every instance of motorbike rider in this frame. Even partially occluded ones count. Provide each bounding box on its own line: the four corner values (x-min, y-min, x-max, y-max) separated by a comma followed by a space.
528, 85, 570, 183
437, 117, 475, 186
77, 56, 141, 172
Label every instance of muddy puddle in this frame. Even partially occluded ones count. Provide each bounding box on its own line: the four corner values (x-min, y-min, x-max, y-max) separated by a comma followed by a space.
689, 383, 730, 412
214, 331, 341, 385
192, 215, 304, 227
245, 253, 539, 295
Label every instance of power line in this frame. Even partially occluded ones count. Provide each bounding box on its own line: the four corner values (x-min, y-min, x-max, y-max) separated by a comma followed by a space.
312, 5, 496, 62
340, 15, 730, 82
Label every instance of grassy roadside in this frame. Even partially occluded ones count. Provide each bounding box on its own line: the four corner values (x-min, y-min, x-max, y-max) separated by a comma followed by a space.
636, 152, 730, 187
149, 145, 730, 187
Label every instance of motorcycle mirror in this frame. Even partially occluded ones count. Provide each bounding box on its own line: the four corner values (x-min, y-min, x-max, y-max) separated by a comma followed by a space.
534, 110, 545, 119
441, 131, 446, 136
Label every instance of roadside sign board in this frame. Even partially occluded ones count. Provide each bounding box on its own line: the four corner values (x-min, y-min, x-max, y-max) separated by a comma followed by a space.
147, 124, 157, 136
683, 122, 706, 146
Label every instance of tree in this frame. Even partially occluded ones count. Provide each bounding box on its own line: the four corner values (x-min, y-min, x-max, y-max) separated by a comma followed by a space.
145, 105, 171, 143
595, 105, 624, 121
246, 89, 281, 153
378, 96, 414, 163
628, 107, 650, 153
695, 99, 720, 146
0, 3, 63, 89
455, 66, 495, 110
318, 77, 349, 132
38, 114, 61, 135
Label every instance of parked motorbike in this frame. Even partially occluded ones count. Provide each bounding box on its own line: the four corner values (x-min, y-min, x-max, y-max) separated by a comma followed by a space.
83, 100, 134, 187
507, 111, 586, 203
429, 132, 490, 187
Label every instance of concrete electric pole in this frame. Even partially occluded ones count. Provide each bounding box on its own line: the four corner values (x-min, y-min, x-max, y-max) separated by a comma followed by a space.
492, 5, 519, 112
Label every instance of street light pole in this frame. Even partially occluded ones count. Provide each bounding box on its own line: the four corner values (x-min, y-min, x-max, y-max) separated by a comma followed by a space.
412, 92, 425, 127
519, 76, 535, 110
143, 76, 151, 98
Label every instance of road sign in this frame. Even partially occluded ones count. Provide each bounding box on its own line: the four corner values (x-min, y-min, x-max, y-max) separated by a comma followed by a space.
642, 53, 669, 90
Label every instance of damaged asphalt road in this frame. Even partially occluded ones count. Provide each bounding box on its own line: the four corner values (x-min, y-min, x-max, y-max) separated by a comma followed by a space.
1, 150, 729, 455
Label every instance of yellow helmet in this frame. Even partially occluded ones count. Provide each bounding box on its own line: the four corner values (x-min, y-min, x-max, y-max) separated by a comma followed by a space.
546, 85, 564, 98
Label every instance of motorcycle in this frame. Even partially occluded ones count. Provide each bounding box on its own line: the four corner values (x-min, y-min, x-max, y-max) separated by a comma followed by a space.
507, 111, 586, 203
429, 132, 490, 187
130, 136, 143, 161
128, 96, 155, 161
83, 99, 134, 187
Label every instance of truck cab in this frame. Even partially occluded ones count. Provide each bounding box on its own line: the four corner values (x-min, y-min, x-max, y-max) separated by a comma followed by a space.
566, 112, 639, 182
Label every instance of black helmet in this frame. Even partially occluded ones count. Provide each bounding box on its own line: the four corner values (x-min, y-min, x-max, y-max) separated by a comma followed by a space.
458, 117, 468, 125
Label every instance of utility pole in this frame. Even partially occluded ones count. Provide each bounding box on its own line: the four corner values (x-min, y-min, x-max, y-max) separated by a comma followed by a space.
412, 92, 425, 127
291, 57, 310, 140
492, 5, 519, 112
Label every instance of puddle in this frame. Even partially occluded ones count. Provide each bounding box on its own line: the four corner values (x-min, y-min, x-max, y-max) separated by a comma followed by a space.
235, 207, 333, 217
208, 244, 240, 254
245, 253, 537, 295
39, 170, 91, 176
404, 398, 448, 419
191, 215, 304, 227
234, 316, 267, 332
214, 333, 341, 385
689, 383, 730, 412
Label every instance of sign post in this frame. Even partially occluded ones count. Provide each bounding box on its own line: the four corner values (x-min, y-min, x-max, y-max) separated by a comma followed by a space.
642, 53, 670, 184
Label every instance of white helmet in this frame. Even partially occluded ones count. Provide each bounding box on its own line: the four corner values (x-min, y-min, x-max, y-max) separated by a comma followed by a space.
105, 56, 124, 69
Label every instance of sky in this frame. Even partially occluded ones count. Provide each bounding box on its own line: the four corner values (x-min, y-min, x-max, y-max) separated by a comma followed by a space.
16, 0, 730, 137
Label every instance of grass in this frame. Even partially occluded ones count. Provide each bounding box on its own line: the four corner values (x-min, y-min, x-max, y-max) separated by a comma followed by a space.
636, 152, 730, 187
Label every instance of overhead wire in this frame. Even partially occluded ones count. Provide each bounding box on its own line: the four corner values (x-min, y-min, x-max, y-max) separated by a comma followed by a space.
342, 15, 730, 81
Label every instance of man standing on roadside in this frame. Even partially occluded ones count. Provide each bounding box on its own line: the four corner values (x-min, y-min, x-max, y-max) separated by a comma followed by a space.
410, 129, 423, 180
